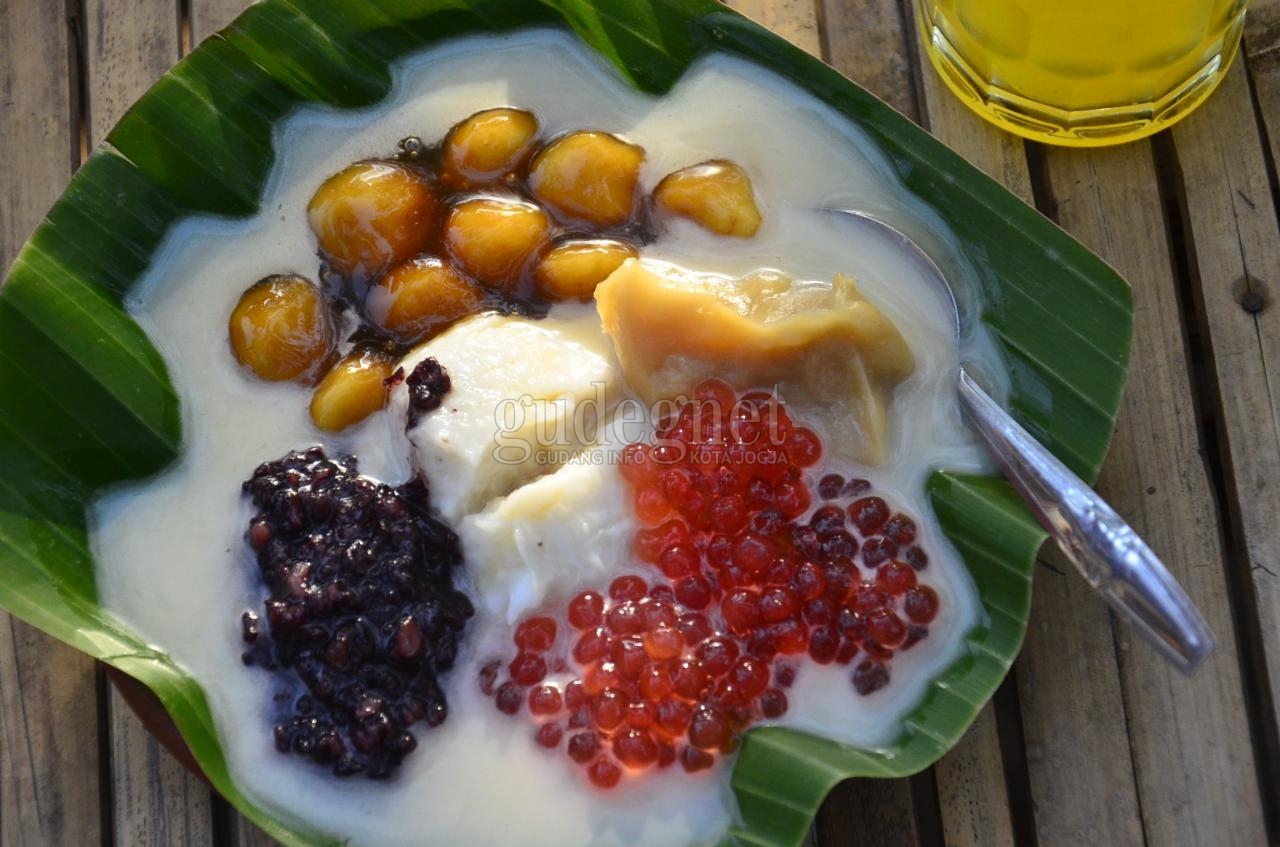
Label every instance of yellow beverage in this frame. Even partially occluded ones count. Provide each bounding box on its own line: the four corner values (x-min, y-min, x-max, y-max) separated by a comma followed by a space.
915, 0, 1248, 146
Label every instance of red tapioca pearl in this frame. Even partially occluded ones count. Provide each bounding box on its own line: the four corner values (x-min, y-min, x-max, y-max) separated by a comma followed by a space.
694, 377, 738, 412
721, 590, 762, 635
634, 519, 691, 563
644, 626, 684, 661
817, 474, 845, 500
536, 722, 564, 748
528, 684, 563, 716
785, 427, 822, 467
768, 481, 808, 522
705, 533, 735, 569
638, 596, 678, 629
753, 449, 792, 484
904, 585, 940, 623
655, 698, 694, 738
903, 545, 929, 570
676, 612, 713, 646
514, 617, 557, 651
868, 610, 908, 648
614, 728, 660, 769
709, 678, 746, 709
803, 596, 837, 626
835, 635, 860, 665
657, 741, 678, 768
792, 561, 827, 601
717, 563, 748, 592
809, 505, 846, 536
509, 652, 547, 686
688, 704, 731, 751
567, 730, 601, 763
852, 661, 890, 695
849, 496, 890, 536
495, 682, 523, 715
822, 565, 856, 604
649, 583, 676, 602
836, 606, 867, 640
674, 575, 714, 611
744, 629, 779, 661
680, 745, 716, 773
696, 637, 740, 678
583, 662, 621, 696
819, 530, 859, 566
808, 625, 839, 664
568, 591, 605, 629
711, 465, 745, 497
759, 586, 800, 623
626, 700, 656, 730
770, 619, 809, 655
564, 679, 588, 711
775, 663, 798, 688
619, 443, 656, 486
634, 486, 670, 524
478, 660, 501, 696
671, 659, 709, 700
610, 638, 649, 681
851, 584, 889, 616
745, 477, 775, 509
568, 706, 591, 729
861, 536, 898, 568
573, 627, 610, 665
657, 545, 699, 579
843, 477, 872, 497
734, 534, 777, 577
861, 636, 895, 662
728, 657, 770, 699
677, 494, 712, 530
609, 575, 649, 602
760, 688, 789, 719
640, 663, 675, 701
790, 525, 822, 561
660, 466, 697, 502
749, 508, 787, 537
606, 601, 647, 636
591, 689, 629, 733
764, 556, 797, 588
708, 494, 749, 535
901, 624, 929, 650
588, 756, 623, 789
883, 514, 917, 545
877, 560, 918, 594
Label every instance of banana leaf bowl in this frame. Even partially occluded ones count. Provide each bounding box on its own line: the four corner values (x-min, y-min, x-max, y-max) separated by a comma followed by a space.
0, 1, 1131, 845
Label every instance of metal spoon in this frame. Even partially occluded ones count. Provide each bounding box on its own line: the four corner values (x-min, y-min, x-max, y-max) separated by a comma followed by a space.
829, 208, 1215, 672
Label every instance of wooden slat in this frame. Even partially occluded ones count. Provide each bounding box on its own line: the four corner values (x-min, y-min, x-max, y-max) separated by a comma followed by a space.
818, 0, 916, 118
1167, 56, 1280, 817
0, 1, 105, 845
190, 0, 255, 42
1039, 140, 1268, 845
80, 1, 218, 844
724, 0, 822, 55
816, 778, 921, 846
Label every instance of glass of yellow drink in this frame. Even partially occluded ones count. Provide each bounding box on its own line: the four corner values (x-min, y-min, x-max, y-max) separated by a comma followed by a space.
914, 0, 1249, 146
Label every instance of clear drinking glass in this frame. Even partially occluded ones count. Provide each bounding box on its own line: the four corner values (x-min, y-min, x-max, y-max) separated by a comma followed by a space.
915, 0, 1249, 146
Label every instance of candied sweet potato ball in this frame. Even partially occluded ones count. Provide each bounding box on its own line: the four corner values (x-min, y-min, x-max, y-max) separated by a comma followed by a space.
653, 159, 762, 238
528, 131, 644, 227
309, 349, 396, 432
535, 239, 637, 302
443, 196, 550, 289
307, 161, 437, 280
365, 256, 484, 343
229, 274, 334, 382
442, 108, 539, 183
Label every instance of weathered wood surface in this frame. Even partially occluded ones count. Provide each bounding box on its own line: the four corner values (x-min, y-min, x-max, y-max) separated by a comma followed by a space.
1, 0, 1277, 845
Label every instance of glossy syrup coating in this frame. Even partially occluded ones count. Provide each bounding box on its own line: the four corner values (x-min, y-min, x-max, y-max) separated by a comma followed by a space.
229, 274, 335, 382
309, 349, 396, 432
653, 159, 762, 238
528, 131, 645, 227
443, 196, 551, 290
534, 238, 637, 302
307, 161, 438, 281
441, 107, 540, 184
365, 256, 484, 344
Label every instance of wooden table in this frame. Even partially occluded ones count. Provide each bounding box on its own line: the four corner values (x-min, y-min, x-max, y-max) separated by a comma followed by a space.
2, 1, 1278, 845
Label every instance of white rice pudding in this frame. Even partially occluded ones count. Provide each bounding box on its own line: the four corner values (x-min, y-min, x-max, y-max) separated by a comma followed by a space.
90, 29, 1001, 847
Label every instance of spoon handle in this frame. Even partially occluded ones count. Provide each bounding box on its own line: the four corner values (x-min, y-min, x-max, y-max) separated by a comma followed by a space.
956, 368, 1215, 672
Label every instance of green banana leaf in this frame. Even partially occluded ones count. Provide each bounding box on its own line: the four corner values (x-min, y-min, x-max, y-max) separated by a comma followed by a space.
0, 1, 1131, 845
